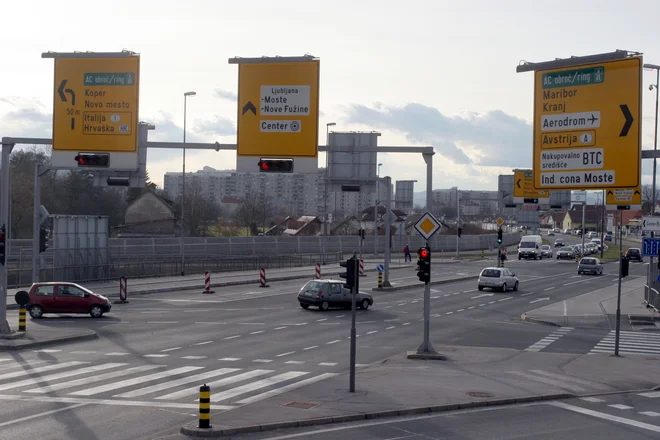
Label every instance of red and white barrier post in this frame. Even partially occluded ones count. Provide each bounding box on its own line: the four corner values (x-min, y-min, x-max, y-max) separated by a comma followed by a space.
202, 270, 215, 294
114, 276, 129, 304
359, 259, 366, 277
259, 267, 270, 288
315, 263, 321, 279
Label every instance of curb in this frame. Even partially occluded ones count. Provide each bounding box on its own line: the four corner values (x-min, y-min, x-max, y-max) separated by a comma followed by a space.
520, 312, 562, 327
0, 330, 98, 351
371, 275, 478, 292
180, 393, 574, 437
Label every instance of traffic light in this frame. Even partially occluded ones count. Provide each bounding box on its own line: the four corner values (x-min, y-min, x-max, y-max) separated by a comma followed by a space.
497, 228, 503, 244
257, 159, 294, 173
416, 246, 431, 283
457, 227, 463, 238
621, 257, 630, 278
523, 198, 538, 204
359, 228, 366, 240
74, 153, 110, 167
339, 258, 359, 291
0, 224, 5, 266
39, 228, 49, 253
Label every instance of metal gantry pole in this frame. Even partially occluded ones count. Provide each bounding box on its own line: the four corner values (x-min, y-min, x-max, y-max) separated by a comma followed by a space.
601, 190, 605, 259
383, 176, 392, 287
650, 69, 659, 276
0, 143, 13, 334
181, 96, 187, 276
32, 164, 41, 283
456, 189, 460, 259
349, 254, 358, 392
615, 209, 623, 356
581, 203, 586, 252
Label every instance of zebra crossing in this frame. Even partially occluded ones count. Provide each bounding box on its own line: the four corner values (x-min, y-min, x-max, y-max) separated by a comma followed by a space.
0, 358, 338, 409
590, 330, 660, 356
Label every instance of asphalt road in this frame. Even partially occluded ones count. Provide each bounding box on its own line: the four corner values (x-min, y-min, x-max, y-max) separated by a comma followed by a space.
224, 392, 660, 440
0, 235, 650, 440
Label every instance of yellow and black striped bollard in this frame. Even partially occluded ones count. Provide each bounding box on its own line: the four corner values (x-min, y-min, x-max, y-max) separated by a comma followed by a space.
18, 306, 26, 331
377, 272, 383, 288
198, 384, 211, 429
481, 249, 484, 258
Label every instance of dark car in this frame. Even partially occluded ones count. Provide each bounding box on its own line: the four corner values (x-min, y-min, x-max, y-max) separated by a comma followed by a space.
625, 248, 643, 262
297, 279, 374, 311
554, 239, 565, 248
556, 247, 576, 260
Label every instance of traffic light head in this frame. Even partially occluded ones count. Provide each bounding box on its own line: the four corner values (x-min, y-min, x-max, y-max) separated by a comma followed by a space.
257, 159, 294, 173
0, 224, 5, 266
497, 228, 503, 244
74, 153, 110, 167
339, 258, 359, 291
457, 227, 463, 238
416, 246, 431, 283
39, 228, 49, 253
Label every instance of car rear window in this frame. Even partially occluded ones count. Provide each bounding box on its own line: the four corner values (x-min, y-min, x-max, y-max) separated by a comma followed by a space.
34, 285, 54, 296
481, 269, 501, 277
628, 249, 640, 254
581, 259, 595, 265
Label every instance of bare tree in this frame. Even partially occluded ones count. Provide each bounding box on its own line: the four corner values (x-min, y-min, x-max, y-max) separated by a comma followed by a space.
233, 192, 261, 235
642, 184, 660, 214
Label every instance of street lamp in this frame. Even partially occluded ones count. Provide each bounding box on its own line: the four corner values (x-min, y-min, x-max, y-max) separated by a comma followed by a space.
324, 122, 336, 236
181, 91, 196, 276
645, 64, 660, 216
374, 163, 383, 256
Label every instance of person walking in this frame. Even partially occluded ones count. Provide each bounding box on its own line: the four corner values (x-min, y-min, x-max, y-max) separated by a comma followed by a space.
403, 244, 411, 262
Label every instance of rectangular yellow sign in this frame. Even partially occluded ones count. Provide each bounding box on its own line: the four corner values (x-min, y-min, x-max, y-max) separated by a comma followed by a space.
606, 186, 642, 205
514, 170, 549, 198
237, 61, 320, 158
533, 57, 641, 190
53, 56, 140, 152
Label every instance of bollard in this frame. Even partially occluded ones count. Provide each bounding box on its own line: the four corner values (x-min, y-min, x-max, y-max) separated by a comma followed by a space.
202, 270, 215, 294
18, 306, 26, 331
259, 267, 270, 288
481, 249, 484, 258
377, 272, 383, 288
114, 276, 130, 304
315, 263, 321, 279
575, 253, 579, 262
359, 259, 366, 277
198, 384, 211, 429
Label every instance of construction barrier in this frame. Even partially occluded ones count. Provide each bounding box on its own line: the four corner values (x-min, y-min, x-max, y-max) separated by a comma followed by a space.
259, 267, 269, 288
18, 306, 26, 331
377, 272, 383, 288
113, 276, 130, 305
202, 270, 215, 294
315, 263, 321, 279
198, 384, 211, 429
359, 259, 366, 277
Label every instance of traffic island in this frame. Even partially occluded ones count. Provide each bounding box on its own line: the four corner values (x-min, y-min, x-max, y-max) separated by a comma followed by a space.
0, 328, 97, 351
405, 350, 447, 360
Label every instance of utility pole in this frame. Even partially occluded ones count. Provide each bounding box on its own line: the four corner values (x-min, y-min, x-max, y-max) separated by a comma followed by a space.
455, 188, 460, 259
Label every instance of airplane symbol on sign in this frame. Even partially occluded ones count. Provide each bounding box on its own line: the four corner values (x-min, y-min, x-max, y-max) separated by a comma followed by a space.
588, 113, 599, 125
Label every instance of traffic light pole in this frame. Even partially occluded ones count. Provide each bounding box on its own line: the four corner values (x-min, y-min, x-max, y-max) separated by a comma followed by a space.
0, 143, 13, 335
417, 242, 436, 355
349, 254, 358, 392
32, 164, 41, 283
615, 209, 623, 356
383, 176, 392, 287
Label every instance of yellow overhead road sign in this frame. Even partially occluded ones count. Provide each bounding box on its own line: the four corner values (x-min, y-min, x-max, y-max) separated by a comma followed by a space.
53, 56, 140, 152
513, 170, 548, 198
533, 57, 641, 190
237, 60, 320, 158
606, 186, 642, 206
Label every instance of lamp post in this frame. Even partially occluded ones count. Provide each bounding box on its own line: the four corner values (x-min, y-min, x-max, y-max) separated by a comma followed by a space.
645, 64, 660, 284
324, 122, 336, 236
181, 91, 196, 276
374, 163, 383, 256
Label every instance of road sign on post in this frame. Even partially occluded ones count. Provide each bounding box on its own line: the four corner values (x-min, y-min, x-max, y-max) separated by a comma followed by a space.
44, 52, 140, 171
513, 170, 549, 203
413, 212, 441, 240
531, 56, 641, 190
606, 186, 642, 210
230, 55, 320, 173
643, 217, 660, 233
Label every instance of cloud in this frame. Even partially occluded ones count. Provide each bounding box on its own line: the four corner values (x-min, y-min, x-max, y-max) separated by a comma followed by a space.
343, 103, 532, 168
194, 115, 235, 137
0, 96, 52, 138
214, 89, 238, 102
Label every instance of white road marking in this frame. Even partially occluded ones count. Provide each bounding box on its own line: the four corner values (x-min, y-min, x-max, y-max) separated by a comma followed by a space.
237, 322, 265, 325
224, 335, 241, 340
0, 393, 223, 410
303, 346, 318, 350
147, 321, 179, 324
275, 326, 287, 330
25, 365, 163, 394
498, 297, 513, 302
181, 356, 207, 360
479, 304, 486, 306
581, 397, 605, 403
33, 349, 61, 353
144, 354, 169, 358
609, 404, 634, 410
194, 322, 226, 325
548, 401, 660, 433
386, 326, 395, 329
446, 312, 454, 315
193, 341, 214, 346
367, 331, 378, 334
250, 330, 265, 335
0, 363, 126, 392
488, 301, 495, 304
218, 357, 240, 362
468, 306, 475, 309
402, 322, 411, 326
114, 368, 240, 398
336, 315, 345, 318
640, 411, 660, 417
0, 361, 88, 381
69, 351, 97, 355
544, 287, 555, 291
253, 359, 273, 363
317, 319, 328, 322
160, 347, 182, 353
276, 351, 296, 357
457, 309, 464, 312
209, 372, 309, 403
319, 362, 337, 366
327, 340, 341, 344
285, 361, 305, 365
0, 403, 87, 428
236, 373, 338, 405
522, 292, 535, 297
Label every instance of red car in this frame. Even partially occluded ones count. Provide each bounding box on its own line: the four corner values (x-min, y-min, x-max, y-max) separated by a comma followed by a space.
26, 282, 112, 318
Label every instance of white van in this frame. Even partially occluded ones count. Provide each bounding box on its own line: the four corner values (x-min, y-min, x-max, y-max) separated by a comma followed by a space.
518, 235, 543, 260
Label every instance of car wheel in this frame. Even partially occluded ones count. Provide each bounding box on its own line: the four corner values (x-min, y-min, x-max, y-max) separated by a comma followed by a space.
513, 282, 519, 291
478, 285, 484, 291
319, 301, 329, 311
578, 271, 582, 275
360, 299, 370, 310
300, 303, 310, 309
29, 305, 44, 319
89, 305, 104, 318
557, 256, 559, 259
518, 256, 521, 260
501, 283, 507, 292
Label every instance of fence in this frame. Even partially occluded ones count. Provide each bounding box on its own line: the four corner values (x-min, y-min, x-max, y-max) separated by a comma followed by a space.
5, 232, 520, 288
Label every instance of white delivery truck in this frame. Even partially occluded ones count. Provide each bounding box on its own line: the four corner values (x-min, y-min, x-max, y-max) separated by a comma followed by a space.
518, 235, 543, 260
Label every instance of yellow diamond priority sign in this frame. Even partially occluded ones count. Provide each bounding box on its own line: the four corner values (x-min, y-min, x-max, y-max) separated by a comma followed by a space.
414, 212, 442, 240
496, 217, 505, 226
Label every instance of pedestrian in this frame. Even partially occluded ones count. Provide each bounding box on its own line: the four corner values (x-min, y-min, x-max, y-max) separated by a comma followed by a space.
403, 244, 411, 262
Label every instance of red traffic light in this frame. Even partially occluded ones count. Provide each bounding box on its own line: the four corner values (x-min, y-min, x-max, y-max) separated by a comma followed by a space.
419, 248, 429, 258
74, 153, 110, 167
257, 159, 294, 173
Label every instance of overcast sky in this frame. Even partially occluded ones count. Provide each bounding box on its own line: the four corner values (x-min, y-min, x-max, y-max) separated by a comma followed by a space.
2, 0, 659, 192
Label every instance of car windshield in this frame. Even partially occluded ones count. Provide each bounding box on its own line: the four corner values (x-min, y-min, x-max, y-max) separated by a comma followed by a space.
542, 245, 550, 250
481, 269, 501, 278
519, 242, 536, 249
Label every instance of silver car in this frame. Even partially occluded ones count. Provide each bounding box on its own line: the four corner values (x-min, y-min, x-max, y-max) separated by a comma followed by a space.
577, 257, 603, 275
540, 245, 553, 258
478, 267, 519, 292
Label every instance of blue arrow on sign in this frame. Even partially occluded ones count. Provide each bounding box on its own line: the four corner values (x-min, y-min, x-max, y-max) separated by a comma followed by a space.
376, 264, 384, 272
642, 238, 660, 257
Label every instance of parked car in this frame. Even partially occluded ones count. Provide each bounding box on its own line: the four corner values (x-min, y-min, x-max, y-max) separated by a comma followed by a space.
297, 279, 373, 311
540, 245, 553, 258
477, 267, 519, 292
587, 232, 598, 239
554, 239, 565, 248
625, 248, 643, 262
556, 247, 576, 260
578, 257, 603, 275
25, 282, 112, 318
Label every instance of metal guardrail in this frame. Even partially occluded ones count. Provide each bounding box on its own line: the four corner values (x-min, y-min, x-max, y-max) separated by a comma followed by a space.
644, 284, 660, 313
